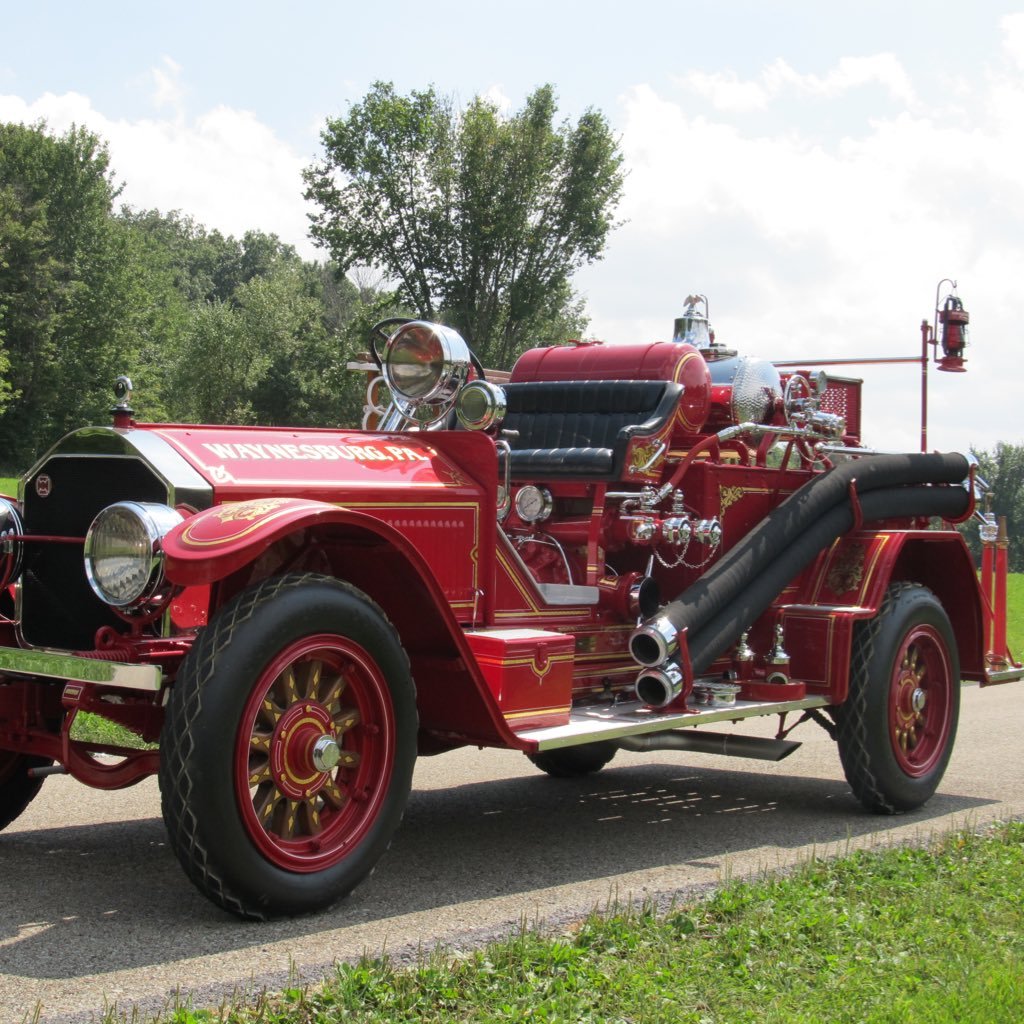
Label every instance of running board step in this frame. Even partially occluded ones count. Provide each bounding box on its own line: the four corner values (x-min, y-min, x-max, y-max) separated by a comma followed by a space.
518, 695, 828, 750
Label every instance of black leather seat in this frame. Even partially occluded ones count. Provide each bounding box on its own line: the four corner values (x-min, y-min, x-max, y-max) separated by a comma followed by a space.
501, 380, 682, 479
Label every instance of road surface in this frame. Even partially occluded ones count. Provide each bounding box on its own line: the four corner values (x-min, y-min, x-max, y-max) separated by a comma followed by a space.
1, 683, 1021, 1022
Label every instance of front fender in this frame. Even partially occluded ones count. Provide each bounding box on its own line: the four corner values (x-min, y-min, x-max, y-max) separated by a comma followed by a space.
164, 497, 404, 586
163, 496, 530, 751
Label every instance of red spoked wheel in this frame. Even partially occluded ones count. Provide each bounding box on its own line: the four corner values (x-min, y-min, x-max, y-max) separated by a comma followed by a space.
236, 634, 396, 873
837, 583, 960, 814
160, 574, 417, 919
887, 623, 955, 779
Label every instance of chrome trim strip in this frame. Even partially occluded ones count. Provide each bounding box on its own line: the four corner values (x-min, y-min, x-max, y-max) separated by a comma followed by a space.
0, 647, 162, 690
20, 427, 214, 510
536, 583, 600, 606
520, 695, 830, 750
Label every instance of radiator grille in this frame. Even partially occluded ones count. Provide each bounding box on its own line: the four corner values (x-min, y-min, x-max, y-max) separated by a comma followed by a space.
21, 456, 167, 649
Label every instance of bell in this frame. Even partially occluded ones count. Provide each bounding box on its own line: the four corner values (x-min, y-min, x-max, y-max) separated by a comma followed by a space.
673, 295, 711, 350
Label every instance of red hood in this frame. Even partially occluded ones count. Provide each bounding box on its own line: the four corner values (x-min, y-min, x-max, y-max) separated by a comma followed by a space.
142, 424, 479, 499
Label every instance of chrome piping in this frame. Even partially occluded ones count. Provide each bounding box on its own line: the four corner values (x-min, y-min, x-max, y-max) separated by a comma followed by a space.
634, 661, 685, 708
629, 615, 678, 666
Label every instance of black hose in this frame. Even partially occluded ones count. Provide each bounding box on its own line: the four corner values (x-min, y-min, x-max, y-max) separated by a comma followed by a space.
642, 452, 968, 648
685, 483, 969, 675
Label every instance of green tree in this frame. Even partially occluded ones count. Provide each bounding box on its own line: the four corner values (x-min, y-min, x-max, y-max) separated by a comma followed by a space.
0, 122, 166, 465
161, 262, 370, 428
119, 209, 304, 304
304, 83, 624, 369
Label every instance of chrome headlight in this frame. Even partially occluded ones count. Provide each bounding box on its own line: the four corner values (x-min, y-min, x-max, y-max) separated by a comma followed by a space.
456, 380, 507, 430
84, 502, 183, 608
0, 497, 24, 589
384, 321, 470, 406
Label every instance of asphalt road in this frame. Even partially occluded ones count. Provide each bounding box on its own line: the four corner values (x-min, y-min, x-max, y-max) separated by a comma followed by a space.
2, 683, 1022, 1023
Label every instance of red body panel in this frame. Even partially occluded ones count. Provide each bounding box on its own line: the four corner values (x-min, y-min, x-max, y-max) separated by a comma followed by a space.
466, 628, 574, 729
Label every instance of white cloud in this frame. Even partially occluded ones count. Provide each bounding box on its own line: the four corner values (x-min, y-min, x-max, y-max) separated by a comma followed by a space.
150, 55, 185, 115
581, 36, 1024, 454
675, 71, 770, 113
678, 53, 918, 113
0, 79, 318, 258
1002, 11, 1024, 69
768, 54, 917, 105
480, 84, 514, 115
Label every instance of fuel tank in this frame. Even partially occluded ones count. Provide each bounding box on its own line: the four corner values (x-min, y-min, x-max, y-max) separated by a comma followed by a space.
510, 340, 712, 435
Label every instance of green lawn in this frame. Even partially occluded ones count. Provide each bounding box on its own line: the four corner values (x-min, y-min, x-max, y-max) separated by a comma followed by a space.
138, 823, 1024, 1024
1007, 572, 1023, 658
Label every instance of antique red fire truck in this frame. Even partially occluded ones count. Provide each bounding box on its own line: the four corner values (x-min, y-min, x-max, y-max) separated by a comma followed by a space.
0, 288, 1018, 919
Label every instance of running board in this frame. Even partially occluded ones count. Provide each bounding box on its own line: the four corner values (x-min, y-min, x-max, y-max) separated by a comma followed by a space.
518, 695, 829, 751
983, 664, 1024, 686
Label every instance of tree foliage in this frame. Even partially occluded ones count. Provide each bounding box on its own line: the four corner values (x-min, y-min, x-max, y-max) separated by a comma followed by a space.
0, 122, 131, 460
0, 123, 382, 468
304, 82, 624, 368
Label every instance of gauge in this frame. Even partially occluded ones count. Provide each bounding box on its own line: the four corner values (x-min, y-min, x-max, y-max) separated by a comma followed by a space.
514, 485, 553, 523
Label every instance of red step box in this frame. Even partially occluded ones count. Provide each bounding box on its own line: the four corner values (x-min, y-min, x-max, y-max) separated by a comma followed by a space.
466, 628, 574, 730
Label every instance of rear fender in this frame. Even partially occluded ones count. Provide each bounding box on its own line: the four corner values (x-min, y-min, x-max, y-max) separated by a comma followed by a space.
799, 531, 985, 701
886, 532, 985, 679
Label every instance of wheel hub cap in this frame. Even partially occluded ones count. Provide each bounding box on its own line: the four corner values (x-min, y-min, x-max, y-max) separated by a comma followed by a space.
312, 734, 342, 772
270, 702, 343, 800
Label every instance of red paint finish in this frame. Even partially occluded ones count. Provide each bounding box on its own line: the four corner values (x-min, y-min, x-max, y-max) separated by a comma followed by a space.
466, 628, 574, 730
511, 340, 712, 436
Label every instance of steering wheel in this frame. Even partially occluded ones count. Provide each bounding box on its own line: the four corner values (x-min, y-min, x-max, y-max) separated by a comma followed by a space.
368, 317, 417, 370
367, 317, 487, 381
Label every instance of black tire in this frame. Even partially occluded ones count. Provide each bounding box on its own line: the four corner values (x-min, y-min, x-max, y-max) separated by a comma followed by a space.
0, 752, 50, 831
159, 573, 417, 919
527, 742, 617, 778
836, 583, 960, 814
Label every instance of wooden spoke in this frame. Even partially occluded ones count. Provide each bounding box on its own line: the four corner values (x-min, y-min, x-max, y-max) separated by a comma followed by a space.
320, 777, 346, 810
335, 707, 361, 735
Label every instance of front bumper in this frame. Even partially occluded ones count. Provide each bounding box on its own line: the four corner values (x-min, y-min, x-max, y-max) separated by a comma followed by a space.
0, 647, 162, 690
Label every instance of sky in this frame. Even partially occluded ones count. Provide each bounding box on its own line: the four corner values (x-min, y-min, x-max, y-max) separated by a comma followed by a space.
2, 0, 1023, 455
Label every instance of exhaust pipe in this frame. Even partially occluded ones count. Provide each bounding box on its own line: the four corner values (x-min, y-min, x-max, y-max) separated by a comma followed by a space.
635, 662, 686, 708
615, 730, 801, 762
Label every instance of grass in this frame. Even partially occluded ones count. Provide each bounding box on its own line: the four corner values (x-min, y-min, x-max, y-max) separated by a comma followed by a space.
69, 710, 158, 750
101, 821, 1024, 1024
1006, 572, 1023, 658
